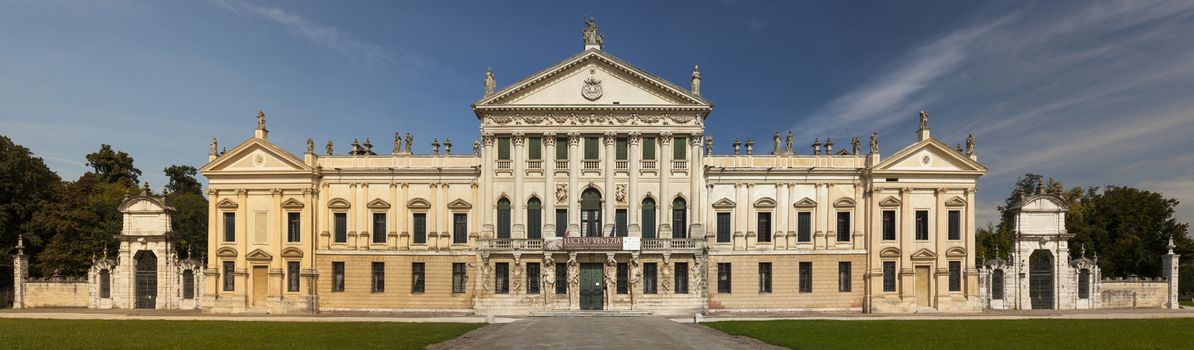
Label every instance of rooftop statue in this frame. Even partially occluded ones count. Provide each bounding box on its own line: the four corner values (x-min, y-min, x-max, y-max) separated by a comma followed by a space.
582, 17, 604, 48
785, 131, 793, 154
306, 138, 314, 154
691, 65, 701, 95
326, 140, 334, 156
484, 68, 496, 96
393, 132, 402, 154
404, 133, 413, 153
772, 131, 781, 155
919, 110, 928, 130
966, 133, 976, 155
257, 110, 266, 129
869, 132, 879, 154
851, 136, 860, 155
210, 137, 218, 155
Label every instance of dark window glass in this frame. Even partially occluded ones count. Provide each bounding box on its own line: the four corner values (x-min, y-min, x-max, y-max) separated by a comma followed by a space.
287, 212, 301, 242
644, 263, 658, 294
372, 213, 387, 244
526, 263, 540, 294
453, 213, 468, 244
615, 209, 627, 237
452, 263, 467, 293
642, 137, 656, 160
495, 263, 509, 294
717, 213, 731, 242
882, 262, 896, 292
674, 262, 689, 294
287, 261, 300, 292
527, 198, 542, 239
581, 190, 602, 237
334, 213, 347, 243
916, 210, 929, 240
839, 262, 852, 292
372, 262, 385, 293
948, 210, 961, 240
948, 261, 961, 292
797, 212, 811, 242
882, 210, 896, 241
498, 137, 510, 160
182, 270, 194, 299
100, 269, 111, 298
584, 137, 599, 160
758, 262, 772, 293
331, 262, 344, 292
555, 263, 568, 295
992, 269, 1004, 300
616, 263, 628, 294
528, 137, 542, 160
836, 211, 851, 242
555, 209, 568, 237
642, 199, 657, 239
224, 212, 236, 242
717, 263, 731, 293
497, 198, 511, 239
1079, 269, 1090, 299
757, 212, 772, 243
413, 213, 427, 244
223, 261, 235, 292
412, 262, 425, 293
672, 198, 687, 239
673, 137, 686, 159
799, 262, 812, 293
555, 137, 568, 160
616, 137, 628, 160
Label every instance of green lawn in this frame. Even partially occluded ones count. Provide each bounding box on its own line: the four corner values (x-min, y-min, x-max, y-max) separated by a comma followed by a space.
1180, 298, 1193, 307
0, 319, 481, 350
707, 318, 1194, 350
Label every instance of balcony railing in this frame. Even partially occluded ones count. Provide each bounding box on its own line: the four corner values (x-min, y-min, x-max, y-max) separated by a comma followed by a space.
478, 238, 543, 251
496, 160, 512, 170
477, 237, 701, 251
582, 160, 601, 170
615, 160, 629, 170
640, 160, 657, 169
555, 160, 569, 170
641, 238, 701, 250
527, 160, 543, 170
671, 160, 688, 170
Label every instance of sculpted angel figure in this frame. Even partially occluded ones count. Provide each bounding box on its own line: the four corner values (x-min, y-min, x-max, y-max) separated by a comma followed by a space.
325, 140, 334, 156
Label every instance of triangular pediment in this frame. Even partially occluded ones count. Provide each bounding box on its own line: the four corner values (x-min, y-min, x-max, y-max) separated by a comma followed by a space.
475, 50, 711, 108
910, 248, 937, 260
447, 199, 473, 210
711, 198, 737, 209
245, 249, 273, 261
281, 198, 305, 209
945, 196, 967, 207
200, 137, 311, 174
879, 196, 902, 207
874, 138, 986, 174
367, 198, 391, 209
793, 197, 817, 208
216, 198, 239, 209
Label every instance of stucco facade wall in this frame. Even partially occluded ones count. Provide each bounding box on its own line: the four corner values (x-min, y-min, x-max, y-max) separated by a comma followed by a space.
1100, 280, 1169, 308
23, 281, 88, 308
707, 253, 865, 312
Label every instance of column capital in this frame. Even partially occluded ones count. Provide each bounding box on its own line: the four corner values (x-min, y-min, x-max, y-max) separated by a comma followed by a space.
603, 131, 617, 145
543, 136, 557, 147
659, 132, 674, 145
689, 132, 704, 144
512, 133, 526, 146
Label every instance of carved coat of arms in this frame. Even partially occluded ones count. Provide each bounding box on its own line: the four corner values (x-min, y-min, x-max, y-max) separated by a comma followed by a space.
582, 70, 603, 101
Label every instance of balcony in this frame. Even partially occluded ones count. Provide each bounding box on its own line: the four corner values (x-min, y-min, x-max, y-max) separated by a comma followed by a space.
496, 160, 512, 170
476, 237, 702, 252
478, 238, 543, 251
671, 160, 688, 170
582, 160, 601, 170
615, 160, 629, 170
527, 160, 543, 170
641, 238, 702, 251
555, 160, 569, 170
640, 160, 657, 170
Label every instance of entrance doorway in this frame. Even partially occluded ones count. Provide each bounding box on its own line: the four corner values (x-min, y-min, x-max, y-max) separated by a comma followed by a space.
252, 266, 268, 307
134, 251, 157, 309
579, 263, 604, 310
915, 266, 931, 308
1029, 250, 1054, 309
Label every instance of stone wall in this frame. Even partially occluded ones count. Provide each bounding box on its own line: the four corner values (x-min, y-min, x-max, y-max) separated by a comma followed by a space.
707, 253, 865, 313
1100, 278, 1169, 308
22, 279, 88, 308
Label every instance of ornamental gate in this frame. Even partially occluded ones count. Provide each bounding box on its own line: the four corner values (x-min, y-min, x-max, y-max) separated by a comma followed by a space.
135, 251, 157, 309
1029, 250, 1054, 309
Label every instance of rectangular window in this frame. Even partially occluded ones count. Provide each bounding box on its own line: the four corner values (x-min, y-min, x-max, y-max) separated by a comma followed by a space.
758, 262, 772, 293
100, 270, 111, 298
453, 213, 468, 244
836, 211, 851, 242
673, 137, 686, 159
555, 137, 568, 160
413, 213, 427, 244
528, 206, 542, 239
616, 137, 628, 160
882, 261, 896, 292
287, 212, 301, 243
526, 263, 540, 294
223, 212, 236, 242
797, 212, 811, 242
452, 263, 467, 293
992, 269, 1004, 300
616, 263, 629, 294
332, 262, 345, 292
223, 261, 235, 292
643, 263, 658, 294
757, 212, 772, 243
799, 262, 812, 293
495, 263, 509, 294
717, 263, 731, 293
528, 137, 542, 160
497, 137, 510, 160
1079, 269, 1090, 299
287, 261, 300, 292
182, 270, 194, 299
675, 262, 689, 294
555, 209, 568, 237
642, 137, 656, 160
334, 213, 347, 243
882, 210, 896, 241
411, 262, 425, 293
716, 212, 731, 243
555, 263, 568, 295
615, 209, 627, 237
916, 210, 929, 240
372, 213, 387, 244
948, 210, 961, 240
838, 262, 852, 292
372, 262, 385, 293
584, 137, 599, 159
948, 261, 961, 292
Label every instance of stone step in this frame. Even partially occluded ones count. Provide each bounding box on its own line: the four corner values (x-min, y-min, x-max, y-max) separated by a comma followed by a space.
530, 310, 653, 317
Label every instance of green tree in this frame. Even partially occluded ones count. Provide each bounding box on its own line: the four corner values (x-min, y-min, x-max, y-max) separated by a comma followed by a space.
85, 144, 141, 186
0, 135, 62, 292
164, 165, 201, 195
164, 165, 207, 258
1068, 186, 1190, 277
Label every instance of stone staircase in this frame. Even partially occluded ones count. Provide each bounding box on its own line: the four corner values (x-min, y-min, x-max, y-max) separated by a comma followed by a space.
530, 310, 653, 317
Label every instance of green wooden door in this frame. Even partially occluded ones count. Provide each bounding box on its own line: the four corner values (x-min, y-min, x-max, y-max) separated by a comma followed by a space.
580, 263, 604, 310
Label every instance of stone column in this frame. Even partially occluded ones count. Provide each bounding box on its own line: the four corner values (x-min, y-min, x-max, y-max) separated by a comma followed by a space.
899, 188, 912, 299
934, 188, 947, 305
603, 131, 616, 234
389, 183, 399, 250
628, 132, 641, 235
319, 183, 330, 249
965, 188, 978, 298
481, 132, 495, 236
568, 133, 581, 233
815, 184, 827, 249
544, 133, 557, 235
358, 183, 369, 250
659, 132, 673, 237
512, 132, 526, 237
12, 241, 27, 309
746, 183, 756, 249
733, 183, 745, 250
689, 133, 703, 238
778, 183, 790, 249
400, 183, 410, 248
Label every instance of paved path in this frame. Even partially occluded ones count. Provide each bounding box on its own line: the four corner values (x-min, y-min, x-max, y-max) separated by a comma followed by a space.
429, 316, 783, 350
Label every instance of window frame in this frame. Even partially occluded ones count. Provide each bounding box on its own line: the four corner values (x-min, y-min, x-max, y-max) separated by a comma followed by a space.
453, 213, 468, 244
757, 212, 772, 243
948, 210, 961, 241
331, 261, 345, 292
882, 261, 896, 292
333, 212, 348, 243
797, 211, 812, 242
223, 261, 235, 292
287, 212, 301, 243
495, 262, 510, 294
223, 212, 236, 242
836, 211, 851, 242
882, 210, 896, 241
948, 261, 961, 292
915, 210, 930, 241
799, 261, 813, 293
717, 263, 732, 293
758, 262, 772, 293
372, 212, 387, 244
412, 212, 428, 244
526, 262, 541, 294
643, 262, 658, 294
411, 262, 425, 294
452, 262, 468, 293
838, 261, 852, 292
554, 262, 568, 295
616, 263, 629, 294
287, 261, 300, 292
674, 262, 689, 294
372, 261, 386, 293
527, 198, 542, 239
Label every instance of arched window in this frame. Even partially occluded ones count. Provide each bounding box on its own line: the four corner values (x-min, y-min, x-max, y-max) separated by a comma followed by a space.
497, 198, 512, 239
642, 198, 657, 239
581, 189, 602, 237
672, 198, 687, 239
992, 269, 1004, 300
527, 198, 542, 239
99, 269, 111, 299
1078, 269, 1090, 299
182, 269, 195, 299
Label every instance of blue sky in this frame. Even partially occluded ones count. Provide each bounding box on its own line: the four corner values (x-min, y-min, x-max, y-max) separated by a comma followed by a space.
2, 0, 1193, 226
